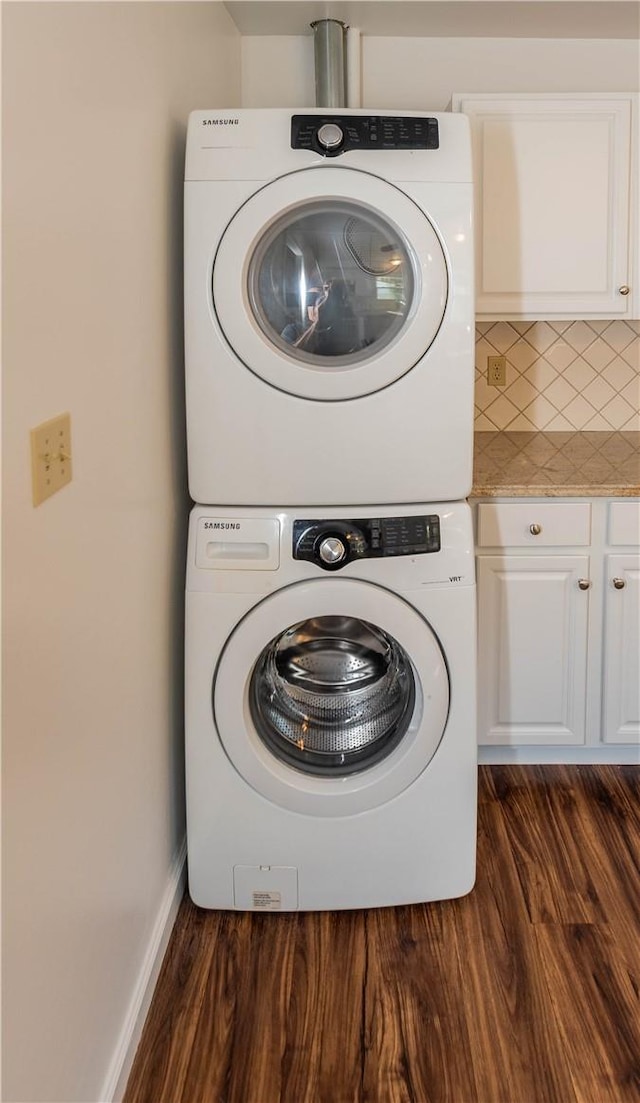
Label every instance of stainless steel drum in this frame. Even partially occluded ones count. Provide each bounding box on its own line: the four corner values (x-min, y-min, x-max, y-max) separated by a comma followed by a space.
249, 615, 416, 775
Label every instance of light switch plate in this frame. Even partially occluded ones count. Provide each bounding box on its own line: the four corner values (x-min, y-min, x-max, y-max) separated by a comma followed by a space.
30, 413, 72, 506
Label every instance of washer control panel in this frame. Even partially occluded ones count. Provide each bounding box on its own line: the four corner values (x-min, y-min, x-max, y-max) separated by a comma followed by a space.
293, 515, 441, 571
291, 115, 439, 157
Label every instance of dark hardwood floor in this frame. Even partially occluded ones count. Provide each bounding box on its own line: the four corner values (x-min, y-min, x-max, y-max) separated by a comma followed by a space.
123, 766, 640, 1103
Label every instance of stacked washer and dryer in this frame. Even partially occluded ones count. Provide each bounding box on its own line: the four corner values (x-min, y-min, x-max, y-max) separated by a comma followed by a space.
183, 107, 477, 912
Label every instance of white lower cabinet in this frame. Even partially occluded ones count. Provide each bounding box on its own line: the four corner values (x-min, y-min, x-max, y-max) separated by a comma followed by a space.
476, 498, 639, 756
603, 554, 640, 743
477, 554, 589, 745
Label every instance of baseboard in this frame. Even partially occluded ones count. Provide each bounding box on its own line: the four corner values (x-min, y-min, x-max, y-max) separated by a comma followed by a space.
479, 745, 640, 765
101, 838, 188, 1103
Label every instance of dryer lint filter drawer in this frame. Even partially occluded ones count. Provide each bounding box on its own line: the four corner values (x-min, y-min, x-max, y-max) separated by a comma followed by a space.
196, 517, 280, 570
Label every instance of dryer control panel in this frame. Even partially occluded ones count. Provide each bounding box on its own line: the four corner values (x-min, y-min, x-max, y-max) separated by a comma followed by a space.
293, 515, 441, 571
291, 115, 440, 157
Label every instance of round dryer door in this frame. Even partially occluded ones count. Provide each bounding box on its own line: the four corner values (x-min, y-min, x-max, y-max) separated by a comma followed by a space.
212, 169, 448, 401
213, 579, 450, 816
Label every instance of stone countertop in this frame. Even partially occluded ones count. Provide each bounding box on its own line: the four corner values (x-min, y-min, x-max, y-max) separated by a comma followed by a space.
472, 431, 640, 498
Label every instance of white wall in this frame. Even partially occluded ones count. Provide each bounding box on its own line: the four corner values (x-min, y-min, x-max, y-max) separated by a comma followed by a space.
242, 34, 316, 107
241, 34, 640, 108
363, 36, 640, 107
1, 4, 239, 1101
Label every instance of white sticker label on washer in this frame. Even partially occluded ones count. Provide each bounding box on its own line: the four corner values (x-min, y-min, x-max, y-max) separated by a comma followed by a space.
252, 891, 282, 910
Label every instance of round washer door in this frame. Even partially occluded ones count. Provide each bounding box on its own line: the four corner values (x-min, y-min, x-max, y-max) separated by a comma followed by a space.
212, 169, 448, 401
213, 579, 450, 816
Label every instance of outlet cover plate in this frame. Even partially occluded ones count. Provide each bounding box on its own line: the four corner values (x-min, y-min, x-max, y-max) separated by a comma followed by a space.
487, 355, 507, 386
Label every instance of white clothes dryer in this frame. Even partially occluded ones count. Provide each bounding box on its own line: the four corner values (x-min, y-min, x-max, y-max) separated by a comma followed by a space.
184, 109, 474, 506
185, 501, 477, 911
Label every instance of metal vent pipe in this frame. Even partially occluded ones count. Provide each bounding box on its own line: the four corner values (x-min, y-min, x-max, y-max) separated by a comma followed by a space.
311, 19, 347, 109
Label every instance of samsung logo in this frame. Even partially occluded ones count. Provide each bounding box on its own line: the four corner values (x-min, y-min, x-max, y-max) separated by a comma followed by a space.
202, 118, 239, 126
204, 521, 241, 530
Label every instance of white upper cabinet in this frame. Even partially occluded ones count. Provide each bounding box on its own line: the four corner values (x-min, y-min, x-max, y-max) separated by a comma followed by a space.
452, 94, 638, 319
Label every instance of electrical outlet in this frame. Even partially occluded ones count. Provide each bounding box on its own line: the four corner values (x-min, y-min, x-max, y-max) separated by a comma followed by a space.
487, 356, 507, 386
30, 413, 72, 506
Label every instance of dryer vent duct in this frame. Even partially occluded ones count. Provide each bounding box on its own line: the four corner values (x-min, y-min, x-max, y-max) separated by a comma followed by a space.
311, 19, 347, 109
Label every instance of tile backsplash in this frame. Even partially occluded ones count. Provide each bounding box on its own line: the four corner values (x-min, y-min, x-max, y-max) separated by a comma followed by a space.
475, 320, 640, 432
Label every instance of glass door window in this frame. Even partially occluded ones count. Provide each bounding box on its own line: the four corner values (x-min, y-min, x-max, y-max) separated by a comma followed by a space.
248, 202, 414, 368
212, 168, 449, 401
213, 577, 450, 815
249, 615, 416, 775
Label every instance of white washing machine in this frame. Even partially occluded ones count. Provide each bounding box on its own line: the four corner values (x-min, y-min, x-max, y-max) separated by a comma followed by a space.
185, 501, 477, 911
184, 109, 474, 507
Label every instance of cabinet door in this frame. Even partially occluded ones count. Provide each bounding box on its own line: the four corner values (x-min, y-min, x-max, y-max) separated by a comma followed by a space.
453, 95, 633, 318
477, 555, 590, 745
602, 555, 640, 744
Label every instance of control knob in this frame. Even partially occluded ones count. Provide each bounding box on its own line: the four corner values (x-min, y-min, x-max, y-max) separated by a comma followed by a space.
318, 535, 347, 566
317, 123, 343, 151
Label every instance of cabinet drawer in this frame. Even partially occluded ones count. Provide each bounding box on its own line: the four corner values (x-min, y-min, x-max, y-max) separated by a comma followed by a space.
609, 502, 640, 546
477, 502, 591, 547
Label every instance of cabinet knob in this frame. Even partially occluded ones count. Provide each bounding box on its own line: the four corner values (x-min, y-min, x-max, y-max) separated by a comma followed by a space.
529, 523, 542, 536
619, 285, 630, 295
578, 578, 591, 590
612, 577, 626, 589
